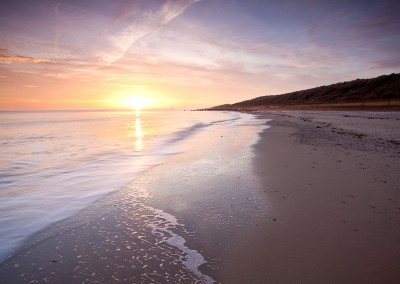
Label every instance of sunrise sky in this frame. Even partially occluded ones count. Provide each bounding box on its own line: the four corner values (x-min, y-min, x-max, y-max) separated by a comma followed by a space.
1, 0, 399, 110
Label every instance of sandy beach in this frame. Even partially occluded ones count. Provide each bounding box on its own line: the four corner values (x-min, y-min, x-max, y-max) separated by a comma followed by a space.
1, 110, 399, 283
221, 110, 400, 283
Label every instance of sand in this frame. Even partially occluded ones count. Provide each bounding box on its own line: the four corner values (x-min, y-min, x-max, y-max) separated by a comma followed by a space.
1, 110, 399, 283
221, 110, 400, 283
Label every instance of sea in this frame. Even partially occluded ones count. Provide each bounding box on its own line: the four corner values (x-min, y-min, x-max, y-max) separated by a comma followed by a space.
0, 110, 260, 265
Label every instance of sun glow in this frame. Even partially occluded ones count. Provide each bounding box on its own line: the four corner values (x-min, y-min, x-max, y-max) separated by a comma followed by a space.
122, 95, 152, 110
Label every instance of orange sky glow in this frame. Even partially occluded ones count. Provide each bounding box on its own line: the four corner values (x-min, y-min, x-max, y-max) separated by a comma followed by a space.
1, 0, 399, 110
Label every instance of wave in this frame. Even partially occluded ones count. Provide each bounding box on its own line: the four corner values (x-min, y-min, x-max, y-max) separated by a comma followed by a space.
162, 113, 243, 147
0, 111, 257, 263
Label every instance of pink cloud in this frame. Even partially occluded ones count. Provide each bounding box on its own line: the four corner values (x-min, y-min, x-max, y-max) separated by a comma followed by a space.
370, 59, 400, 69
0, 48, 55, 64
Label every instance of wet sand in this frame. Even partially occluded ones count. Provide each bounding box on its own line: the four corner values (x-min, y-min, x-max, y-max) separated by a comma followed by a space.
1, 111, 399, 283
0, 114, 268, 283
221, 111, 400, 283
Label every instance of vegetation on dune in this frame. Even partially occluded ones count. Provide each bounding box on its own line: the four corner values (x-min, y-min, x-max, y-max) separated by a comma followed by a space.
210, 73, 400, 110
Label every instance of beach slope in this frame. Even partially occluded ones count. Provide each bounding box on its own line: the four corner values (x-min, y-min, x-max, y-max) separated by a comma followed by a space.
221, 111, 400, 283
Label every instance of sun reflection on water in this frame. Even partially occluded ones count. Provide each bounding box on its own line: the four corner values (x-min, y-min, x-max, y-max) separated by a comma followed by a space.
135, 112, 143, 151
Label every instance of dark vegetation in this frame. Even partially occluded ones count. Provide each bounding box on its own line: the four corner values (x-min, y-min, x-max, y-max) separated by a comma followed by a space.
209, 73, 400, 110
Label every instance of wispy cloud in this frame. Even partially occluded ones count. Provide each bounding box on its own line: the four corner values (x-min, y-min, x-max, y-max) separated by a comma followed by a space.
371, 59, 400, 69
0, 0, 398, 110
0, 98, 39, 103
101, 0, 200, 64
159, 0, 200, 24
103, 83, 147, 88
0, 48, 55, 64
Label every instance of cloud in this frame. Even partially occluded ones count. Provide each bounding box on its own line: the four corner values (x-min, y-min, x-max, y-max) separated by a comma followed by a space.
0, 49, 55, 64
101, 0, 200, 64
103, 83, 147, 88
159, 0, 201, 24
0, 56, 55, 64
22, 84, 38, 88
370, 59, 400, 69
368, 45, 400, 69
0, 98, 39, 103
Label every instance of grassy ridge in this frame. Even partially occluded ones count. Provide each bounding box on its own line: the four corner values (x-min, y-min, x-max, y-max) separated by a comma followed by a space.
210, 73, 400, 110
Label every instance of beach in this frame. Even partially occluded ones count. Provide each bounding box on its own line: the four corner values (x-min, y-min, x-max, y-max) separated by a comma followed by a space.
222, 110, 400, 283
1, 110, 399, 283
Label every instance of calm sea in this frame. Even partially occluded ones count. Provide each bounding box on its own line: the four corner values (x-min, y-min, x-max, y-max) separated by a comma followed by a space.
0, 110, 256, 262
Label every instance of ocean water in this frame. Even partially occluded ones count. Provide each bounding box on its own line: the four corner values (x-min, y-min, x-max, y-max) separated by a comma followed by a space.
0, 110, 257, 263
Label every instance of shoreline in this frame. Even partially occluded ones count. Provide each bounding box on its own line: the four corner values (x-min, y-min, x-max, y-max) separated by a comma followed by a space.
0, 112, 267, 283
200, 104, 400, 112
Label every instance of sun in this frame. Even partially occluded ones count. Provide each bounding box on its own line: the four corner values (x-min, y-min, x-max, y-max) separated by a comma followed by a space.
122, 95, 152, 110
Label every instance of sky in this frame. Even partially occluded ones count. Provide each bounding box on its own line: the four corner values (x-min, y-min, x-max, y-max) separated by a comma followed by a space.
0, 0, 399, 110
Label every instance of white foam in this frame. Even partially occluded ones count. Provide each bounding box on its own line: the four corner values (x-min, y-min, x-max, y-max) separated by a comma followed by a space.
130, 186, 215, 283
